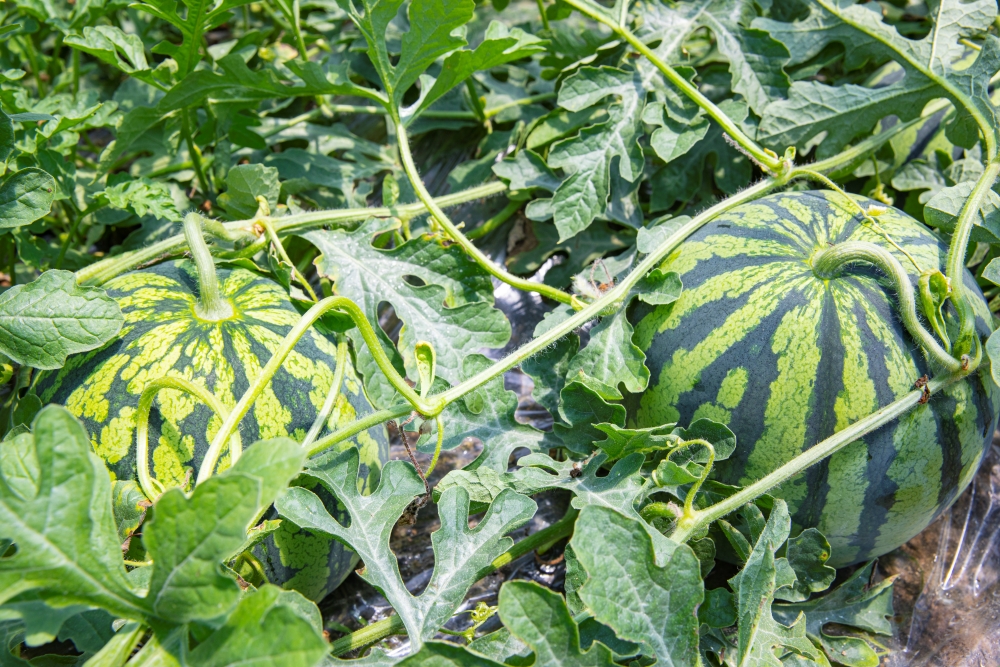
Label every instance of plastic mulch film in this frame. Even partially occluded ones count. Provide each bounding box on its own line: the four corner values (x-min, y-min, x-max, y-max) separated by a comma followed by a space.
886, 444, 1000, 666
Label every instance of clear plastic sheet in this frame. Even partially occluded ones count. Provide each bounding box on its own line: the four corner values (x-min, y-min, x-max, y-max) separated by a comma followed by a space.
885, 444, 1000, 666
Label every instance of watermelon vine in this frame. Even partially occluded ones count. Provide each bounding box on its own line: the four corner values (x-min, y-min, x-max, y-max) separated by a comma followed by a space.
1, 0, 999, 664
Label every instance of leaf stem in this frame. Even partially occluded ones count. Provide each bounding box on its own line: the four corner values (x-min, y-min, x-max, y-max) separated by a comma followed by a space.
394, 120, 574, 305
301, 338, 348, 449
536, 0, 551, 31
560, 0, 785, 174
945, 160, 1000, 358
75, 181, 508, 286
180, 110, 212, 196
289, 0, 308, 59
329, 506, 579, 657
669, 373, 964, 543
465, 199, 520, 240
425, 415, 445, 477
308, 403, 413, 456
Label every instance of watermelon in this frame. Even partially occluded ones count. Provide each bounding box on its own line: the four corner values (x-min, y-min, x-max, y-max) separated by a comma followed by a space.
627, 190, 999, 567
34, 259, 387, 599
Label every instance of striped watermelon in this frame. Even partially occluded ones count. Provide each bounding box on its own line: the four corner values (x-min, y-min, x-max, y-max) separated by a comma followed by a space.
627, 190, 999, 566
34, 259, 387, 599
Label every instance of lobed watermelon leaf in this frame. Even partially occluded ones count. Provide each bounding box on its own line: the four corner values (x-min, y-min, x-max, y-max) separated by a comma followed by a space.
755, 0, 1000, 157
275, 447, 536, 650
307, 219, 510, 392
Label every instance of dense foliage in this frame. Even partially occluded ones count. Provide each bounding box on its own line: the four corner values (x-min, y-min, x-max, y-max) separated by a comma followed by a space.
1, 0, 999, 665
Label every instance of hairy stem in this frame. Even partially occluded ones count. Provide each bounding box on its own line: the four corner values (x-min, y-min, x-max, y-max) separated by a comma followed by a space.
183, 213, 234, 320
560, 0, 784, 174
670, 374, 963, 542
75, 182, 507, 286
395, 121, 573, 305
308, 403, 413, 456
180, 111, 212, 196
136, 376, 237, 500
812, 242, 961, 372
465, 199, 521, 240
945, 160, 1000, 358
301, 338, 349, 448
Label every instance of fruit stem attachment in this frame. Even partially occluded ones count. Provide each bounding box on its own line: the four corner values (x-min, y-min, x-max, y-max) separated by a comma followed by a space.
811, 241, 962, 373
136, 376, 239, 500
669, 373, 964, 544
183, 213, 233, 321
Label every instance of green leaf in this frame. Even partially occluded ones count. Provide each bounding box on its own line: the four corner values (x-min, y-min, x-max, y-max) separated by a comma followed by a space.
565, 307, 648, 400
774, 528, 836, 603
643, 100, 710, 164
548, 67, 644, 240
133, 0, 254, 77
0, 270, 123, 370
649, 99, 753, 211
436, 354, 549, 472
112, 481, 147, 544
306, 219, 510, 389
144, 438, 305, 622
0, 108, 12, 164
923, 180, 1000, 242
64, 26, 154, 83
638, 0, 789, 114
554, 378, 626, 453
728, 500, 825, 667
57, 609, 115, 656
341, 0, 470, 108
411, 21, 546, 120
275, 448, 536, 650
774, 562, 894, 667
0, 168, 56, 229
102, 176, 184, 222
186, 586, 328, 667
570, 506, 702, 663
756, 0, 1000, 157
219, 164, 280, 219
592, 423, 677, 460
498, 580, 617, 666
397, 641, 506, 666
0, 406, 145, 618
492, 149, 562, 192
